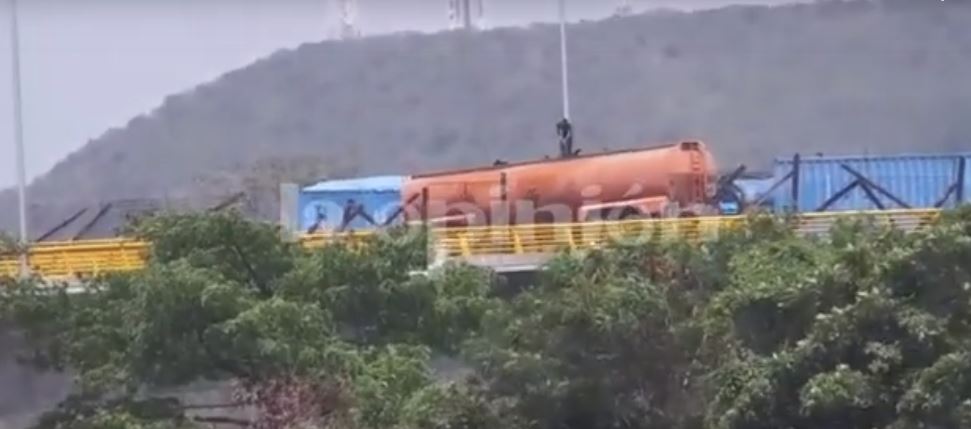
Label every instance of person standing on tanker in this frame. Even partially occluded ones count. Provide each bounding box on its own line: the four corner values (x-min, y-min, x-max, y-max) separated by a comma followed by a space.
557, 118, 574, 158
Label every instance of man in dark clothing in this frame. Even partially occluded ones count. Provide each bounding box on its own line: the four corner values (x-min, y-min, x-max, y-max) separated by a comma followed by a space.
557, 118, 574, 158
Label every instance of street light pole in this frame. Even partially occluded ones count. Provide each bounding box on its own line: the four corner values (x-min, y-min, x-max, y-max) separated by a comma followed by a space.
558, 0, 570, 121
9, 0, 29, 277
554, 0, 575, 158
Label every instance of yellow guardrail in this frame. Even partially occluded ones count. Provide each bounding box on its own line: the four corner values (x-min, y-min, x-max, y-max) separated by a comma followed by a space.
0, 232, 385, 281
0, 239, 149, 281
299, 230, 379, 249
434, 208, 941, 258
0, 209, 943, 281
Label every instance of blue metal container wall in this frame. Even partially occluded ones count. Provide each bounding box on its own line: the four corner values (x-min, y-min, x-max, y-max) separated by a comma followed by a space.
771, 153, 970, 212
299, 190, 403, 231
735, 178, 777, 205
966, 157, 971, 202
298, 176, 405, 232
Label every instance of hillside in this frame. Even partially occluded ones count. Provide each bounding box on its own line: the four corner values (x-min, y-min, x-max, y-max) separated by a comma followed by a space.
3, 0, 971, 236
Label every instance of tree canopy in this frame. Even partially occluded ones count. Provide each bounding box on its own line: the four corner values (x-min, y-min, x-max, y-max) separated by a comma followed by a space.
3, 207, 971, 428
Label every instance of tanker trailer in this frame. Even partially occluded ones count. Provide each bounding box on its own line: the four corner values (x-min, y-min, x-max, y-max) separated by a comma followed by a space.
400, 141, 718, 226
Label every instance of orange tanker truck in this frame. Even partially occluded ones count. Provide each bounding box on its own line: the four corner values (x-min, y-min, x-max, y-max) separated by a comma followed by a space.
400, 141, 719, 226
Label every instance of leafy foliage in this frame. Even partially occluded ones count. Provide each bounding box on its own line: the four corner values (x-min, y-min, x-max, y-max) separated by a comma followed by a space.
132, 210, 297, 298
6, 207, 971, 428
0, 231, 20, 253
2, 211, 491, 429
705, 208, 971, 429
466, 248, 695, 429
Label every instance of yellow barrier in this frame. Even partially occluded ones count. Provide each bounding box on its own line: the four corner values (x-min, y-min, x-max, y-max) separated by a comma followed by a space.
0, 209, 943, 281
0, 239, 149, 281
0, 232, 383, 281
434, 208, 941, 258
299, 230, 378, 249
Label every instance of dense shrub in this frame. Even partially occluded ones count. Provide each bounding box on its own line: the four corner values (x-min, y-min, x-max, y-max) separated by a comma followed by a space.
4, 207, 971, 428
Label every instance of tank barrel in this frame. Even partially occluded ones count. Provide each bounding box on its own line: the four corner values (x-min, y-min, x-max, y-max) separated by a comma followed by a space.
402, 142, 717, 224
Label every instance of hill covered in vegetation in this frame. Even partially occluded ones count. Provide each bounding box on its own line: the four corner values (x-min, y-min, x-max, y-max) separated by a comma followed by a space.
2, 0, 971, 236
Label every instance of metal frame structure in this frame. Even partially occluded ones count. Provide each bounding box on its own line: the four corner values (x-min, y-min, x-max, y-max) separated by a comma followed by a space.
739, 153, 968, 214
816, 164, 911, 212
934, 156, 967, 208
746, 154, 801, 212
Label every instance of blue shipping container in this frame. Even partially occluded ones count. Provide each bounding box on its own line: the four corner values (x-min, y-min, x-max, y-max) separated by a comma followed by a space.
298, 175, 406, 232
771, 152, 971, 212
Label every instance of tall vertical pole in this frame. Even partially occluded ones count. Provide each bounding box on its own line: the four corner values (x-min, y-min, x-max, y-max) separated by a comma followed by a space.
957, 156, 966, 205
558, 0, 571, 121
10, 0, 29, 277
791, 153, 801, 213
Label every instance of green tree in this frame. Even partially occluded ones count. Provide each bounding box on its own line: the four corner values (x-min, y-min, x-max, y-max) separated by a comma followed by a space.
132, 210, 297, 298
0, 231, 19, 252
704, 211, 971, 429
462, 244, 699, 429
7, 208, 971, 429
2, 211, 491, 429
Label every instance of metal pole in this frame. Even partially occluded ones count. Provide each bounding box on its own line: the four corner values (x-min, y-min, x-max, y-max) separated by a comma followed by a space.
9, 0, 29, 277
957, 156, 966, 205
558, 0, 570, 121
790, 153, 801, 213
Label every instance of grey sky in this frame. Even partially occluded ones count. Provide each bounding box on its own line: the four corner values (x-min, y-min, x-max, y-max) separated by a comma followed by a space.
0, 0, 798, 190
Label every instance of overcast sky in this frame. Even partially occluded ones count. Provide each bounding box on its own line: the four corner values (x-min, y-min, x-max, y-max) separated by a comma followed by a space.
0, 0, 799, 190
